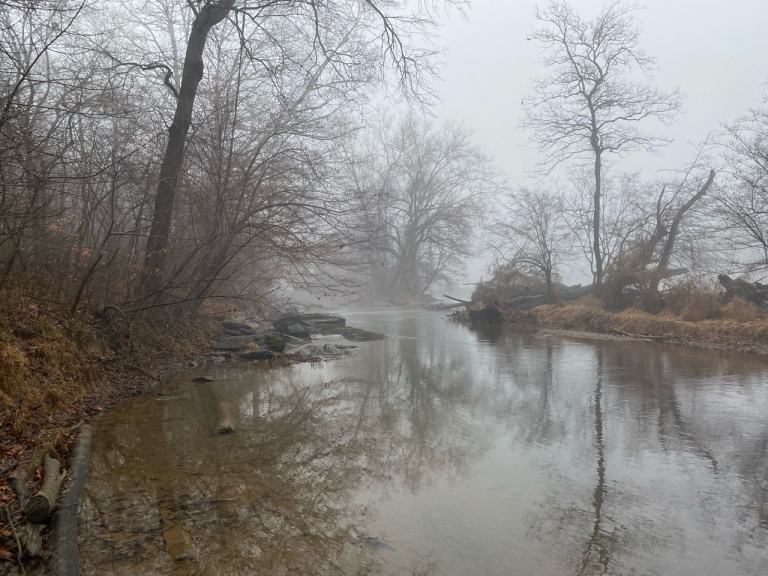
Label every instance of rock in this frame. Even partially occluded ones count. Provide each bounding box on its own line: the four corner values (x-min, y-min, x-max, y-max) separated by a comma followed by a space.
210, 356, 225, 363
336, 327, 386, 341
263, 334, 286, 352
177, 552, 194, 561
220, 320, 256, 334
192, 376, 214, 382
355, 534, 395, 551
273, 313, 346, 338
212, 334, 261, 351
239, 349, 275, 361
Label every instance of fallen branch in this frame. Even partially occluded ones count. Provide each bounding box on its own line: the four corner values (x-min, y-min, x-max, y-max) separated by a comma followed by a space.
2, 504, 26, 575
442, 294, 472, 305
125, 363, 159, 381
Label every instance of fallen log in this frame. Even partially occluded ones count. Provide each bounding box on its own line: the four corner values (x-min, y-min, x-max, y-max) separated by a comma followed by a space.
609, 329, 667, 342
50, 424, 92, 576
718, 274, 768, 307
442, 294, 472, 305
216, 402, 237, 434
24, 455, 64, 522
508, 294, 546, 309
427, 301, 467, 311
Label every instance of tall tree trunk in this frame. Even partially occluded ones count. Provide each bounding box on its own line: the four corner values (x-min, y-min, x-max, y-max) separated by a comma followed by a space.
143, 1, 235, 292
592, 149, 603, 295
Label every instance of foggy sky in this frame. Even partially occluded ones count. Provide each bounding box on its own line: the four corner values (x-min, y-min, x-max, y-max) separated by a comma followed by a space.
431, 0, 768, 286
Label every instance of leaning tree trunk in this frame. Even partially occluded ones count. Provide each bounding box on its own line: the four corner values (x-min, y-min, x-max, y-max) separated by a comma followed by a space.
648, 169, 716, 296
143, 1, 235, 292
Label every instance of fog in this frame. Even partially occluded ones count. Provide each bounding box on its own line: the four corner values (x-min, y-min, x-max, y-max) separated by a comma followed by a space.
434, 0, 768, 288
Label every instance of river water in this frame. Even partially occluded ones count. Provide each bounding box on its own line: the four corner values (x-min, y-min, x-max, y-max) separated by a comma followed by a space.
77, 308, 768, 576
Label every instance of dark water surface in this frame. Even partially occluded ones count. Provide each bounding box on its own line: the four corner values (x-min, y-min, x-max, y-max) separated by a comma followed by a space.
78, 309, 768, 575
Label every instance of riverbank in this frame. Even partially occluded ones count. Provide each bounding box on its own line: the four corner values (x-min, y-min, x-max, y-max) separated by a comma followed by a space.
454, 299, 768, 355
0, 295, 226, 573
0, 302, 383, 573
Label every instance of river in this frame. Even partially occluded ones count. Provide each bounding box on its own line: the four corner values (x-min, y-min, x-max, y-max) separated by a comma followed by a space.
77, 308, 768, 575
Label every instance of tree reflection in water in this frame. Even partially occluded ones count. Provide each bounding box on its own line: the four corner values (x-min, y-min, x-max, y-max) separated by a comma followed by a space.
78, 311, 768, 576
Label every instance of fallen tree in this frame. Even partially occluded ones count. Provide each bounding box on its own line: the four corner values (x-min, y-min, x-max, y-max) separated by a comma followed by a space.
718, 274, 768, 308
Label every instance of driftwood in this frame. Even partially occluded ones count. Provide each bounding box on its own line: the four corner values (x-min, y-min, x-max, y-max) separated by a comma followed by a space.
610, 329, 667, 343
718, 274, 768, 308
427, 301, 467, 311
24, 455, 64, 522
442, 294, 472, 305
216, 402, 237, 434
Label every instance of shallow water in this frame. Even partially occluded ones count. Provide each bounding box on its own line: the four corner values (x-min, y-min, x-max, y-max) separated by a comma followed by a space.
78, 309, 768, 575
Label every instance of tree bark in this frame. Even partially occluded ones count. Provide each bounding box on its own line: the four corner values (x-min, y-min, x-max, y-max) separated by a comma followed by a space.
143, 1, 235, 291
592, 148, 604, 295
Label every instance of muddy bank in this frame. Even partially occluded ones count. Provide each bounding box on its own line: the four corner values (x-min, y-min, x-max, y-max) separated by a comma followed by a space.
1, 308, 382, 574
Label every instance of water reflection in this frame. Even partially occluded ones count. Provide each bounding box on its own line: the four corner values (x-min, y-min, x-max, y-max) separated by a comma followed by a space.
79, 310, 768, 575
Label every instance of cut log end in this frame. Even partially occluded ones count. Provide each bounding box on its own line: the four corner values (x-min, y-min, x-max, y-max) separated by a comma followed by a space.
24, 454, 64, 522
215, 401, 237, 434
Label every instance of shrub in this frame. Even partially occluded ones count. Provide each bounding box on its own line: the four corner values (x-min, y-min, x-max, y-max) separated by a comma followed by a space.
680, 293, 723, 322
664, 278, 724, 318
722, 296, 764, 322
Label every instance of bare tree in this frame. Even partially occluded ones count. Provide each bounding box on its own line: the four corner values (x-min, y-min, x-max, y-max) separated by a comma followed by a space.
565, 169, 652, 285
140, 0, 465, 292
716, 104, 768, 272
522, 0, 682, 293
490, 187, 572, 297
347, 113, 497, 298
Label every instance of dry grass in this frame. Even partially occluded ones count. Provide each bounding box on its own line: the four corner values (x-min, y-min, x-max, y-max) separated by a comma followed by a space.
680, 293, 723, 322
533, 304, 615, 332
504, 301, 768, 352
722, 297, 766, 322
0, 290, 223, 433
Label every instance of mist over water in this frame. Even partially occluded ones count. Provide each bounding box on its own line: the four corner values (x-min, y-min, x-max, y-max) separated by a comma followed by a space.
79, 309, 768, 575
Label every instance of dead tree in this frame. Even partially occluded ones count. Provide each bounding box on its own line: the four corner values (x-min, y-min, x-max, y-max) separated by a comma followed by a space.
718, 274, 768, 308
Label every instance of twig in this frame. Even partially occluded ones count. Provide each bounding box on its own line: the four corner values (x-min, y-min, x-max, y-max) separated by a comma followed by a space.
125, 364, 159, 381
2, 503, 27, 575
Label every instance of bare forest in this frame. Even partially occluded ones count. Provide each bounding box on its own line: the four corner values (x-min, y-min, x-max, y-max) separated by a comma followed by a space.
3, 2, 768, 575
1, 0, 766, 321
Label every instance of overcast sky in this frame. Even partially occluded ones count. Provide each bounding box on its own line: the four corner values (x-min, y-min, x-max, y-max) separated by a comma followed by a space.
433, 0, 768, 181
428, 0, 768, 287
